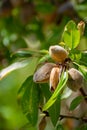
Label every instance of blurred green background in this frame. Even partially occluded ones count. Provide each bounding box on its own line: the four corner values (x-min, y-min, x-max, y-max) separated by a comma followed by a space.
0, 0, 87, 129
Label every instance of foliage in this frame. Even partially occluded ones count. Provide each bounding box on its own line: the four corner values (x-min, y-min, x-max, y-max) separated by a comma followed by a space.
0, 0, 87, 130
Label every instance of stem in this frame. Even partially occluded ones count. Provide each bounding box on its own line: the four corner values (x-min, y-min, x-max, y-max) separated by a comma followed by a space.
40, 108, 87, 123
80, 88, 87, 103
59, 114, 87, 122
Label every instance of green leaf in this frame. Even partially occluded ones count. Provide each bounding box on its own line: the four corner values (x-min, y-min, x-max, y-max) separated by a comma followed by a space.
0, 58, 38, 80
38, 54, 51, 64
79, 65, 87, 81
69, 49, 82, 61
49, 96, 61, 126
63, 20, 80, 49
0, 59, 29, 80
70, 96, 83, 111
56, 124, 64, 130
80, 51, 87, 66
40, 83, 51, 100
73, 62, 87, 81
40, 84, 61, 126
69, 50, 87, 67
12, 49, 48, 58
43, 71, 68, 111
20, 76, 40, 126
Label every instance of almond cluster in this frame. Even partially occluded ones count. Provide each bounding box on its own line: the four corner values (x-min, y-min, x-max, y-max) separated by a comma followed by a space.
33, 45, 84, 92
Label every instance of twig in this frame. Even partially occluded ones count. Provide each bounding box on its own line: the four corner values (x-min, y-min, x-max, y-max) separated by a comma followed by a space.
80, 88, 87, 103
41, 108, 87, 123
59, 114, 87, 122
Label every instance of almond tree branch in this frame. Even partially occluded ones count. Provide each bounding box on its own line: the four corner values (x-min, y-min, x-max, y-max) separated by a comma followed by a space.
41, 108, 87, 123
59, 114, 87, 122
80, 88, 87, 103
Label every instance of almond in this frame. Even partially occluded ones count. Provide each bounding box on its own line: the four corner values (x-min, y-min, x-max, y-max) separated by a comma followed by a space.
49, 45, 68, 63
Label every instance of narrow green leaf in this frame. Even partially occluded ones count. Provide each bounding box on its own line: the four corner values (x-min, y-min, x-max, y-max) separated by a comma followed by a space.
63, 20, 80, 49
40, 84, 61, 126
20, 76, 40, 126
12, 49, 48, 58
43, 71, 68, 111
70, 96, 83, 111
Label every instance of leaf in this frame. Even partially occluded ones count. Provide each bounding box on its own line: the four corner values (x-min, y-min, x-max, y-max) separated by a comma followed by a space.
0, 59, 28, 80
69, 49, 82, 61
73, 62, 87, 81
49, 95, 61, 126
79, 65, 87, 81
20, 76, 40, 126
69, 50, 87, 67
0, 58, 38, 80
40, 84, 61, 126
80, 51, 87, 66
70, 95, 83, 111
40, 83, 51, 100
56, 124, 64, 130
63, 20, 80, 49
38, 54, 51, 64
12, 49, 48, 58
42, 71, 68, 111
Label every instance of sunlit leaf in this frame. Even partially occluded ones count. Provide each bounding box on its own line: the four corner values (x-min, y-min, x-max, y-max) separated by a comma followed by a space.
0, 59, 29, 80
63, 20, 80, 49
43, 71, 68, 111
20, 76, 40, 126
0, 58, 38, 80
70, 96, 83, 111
